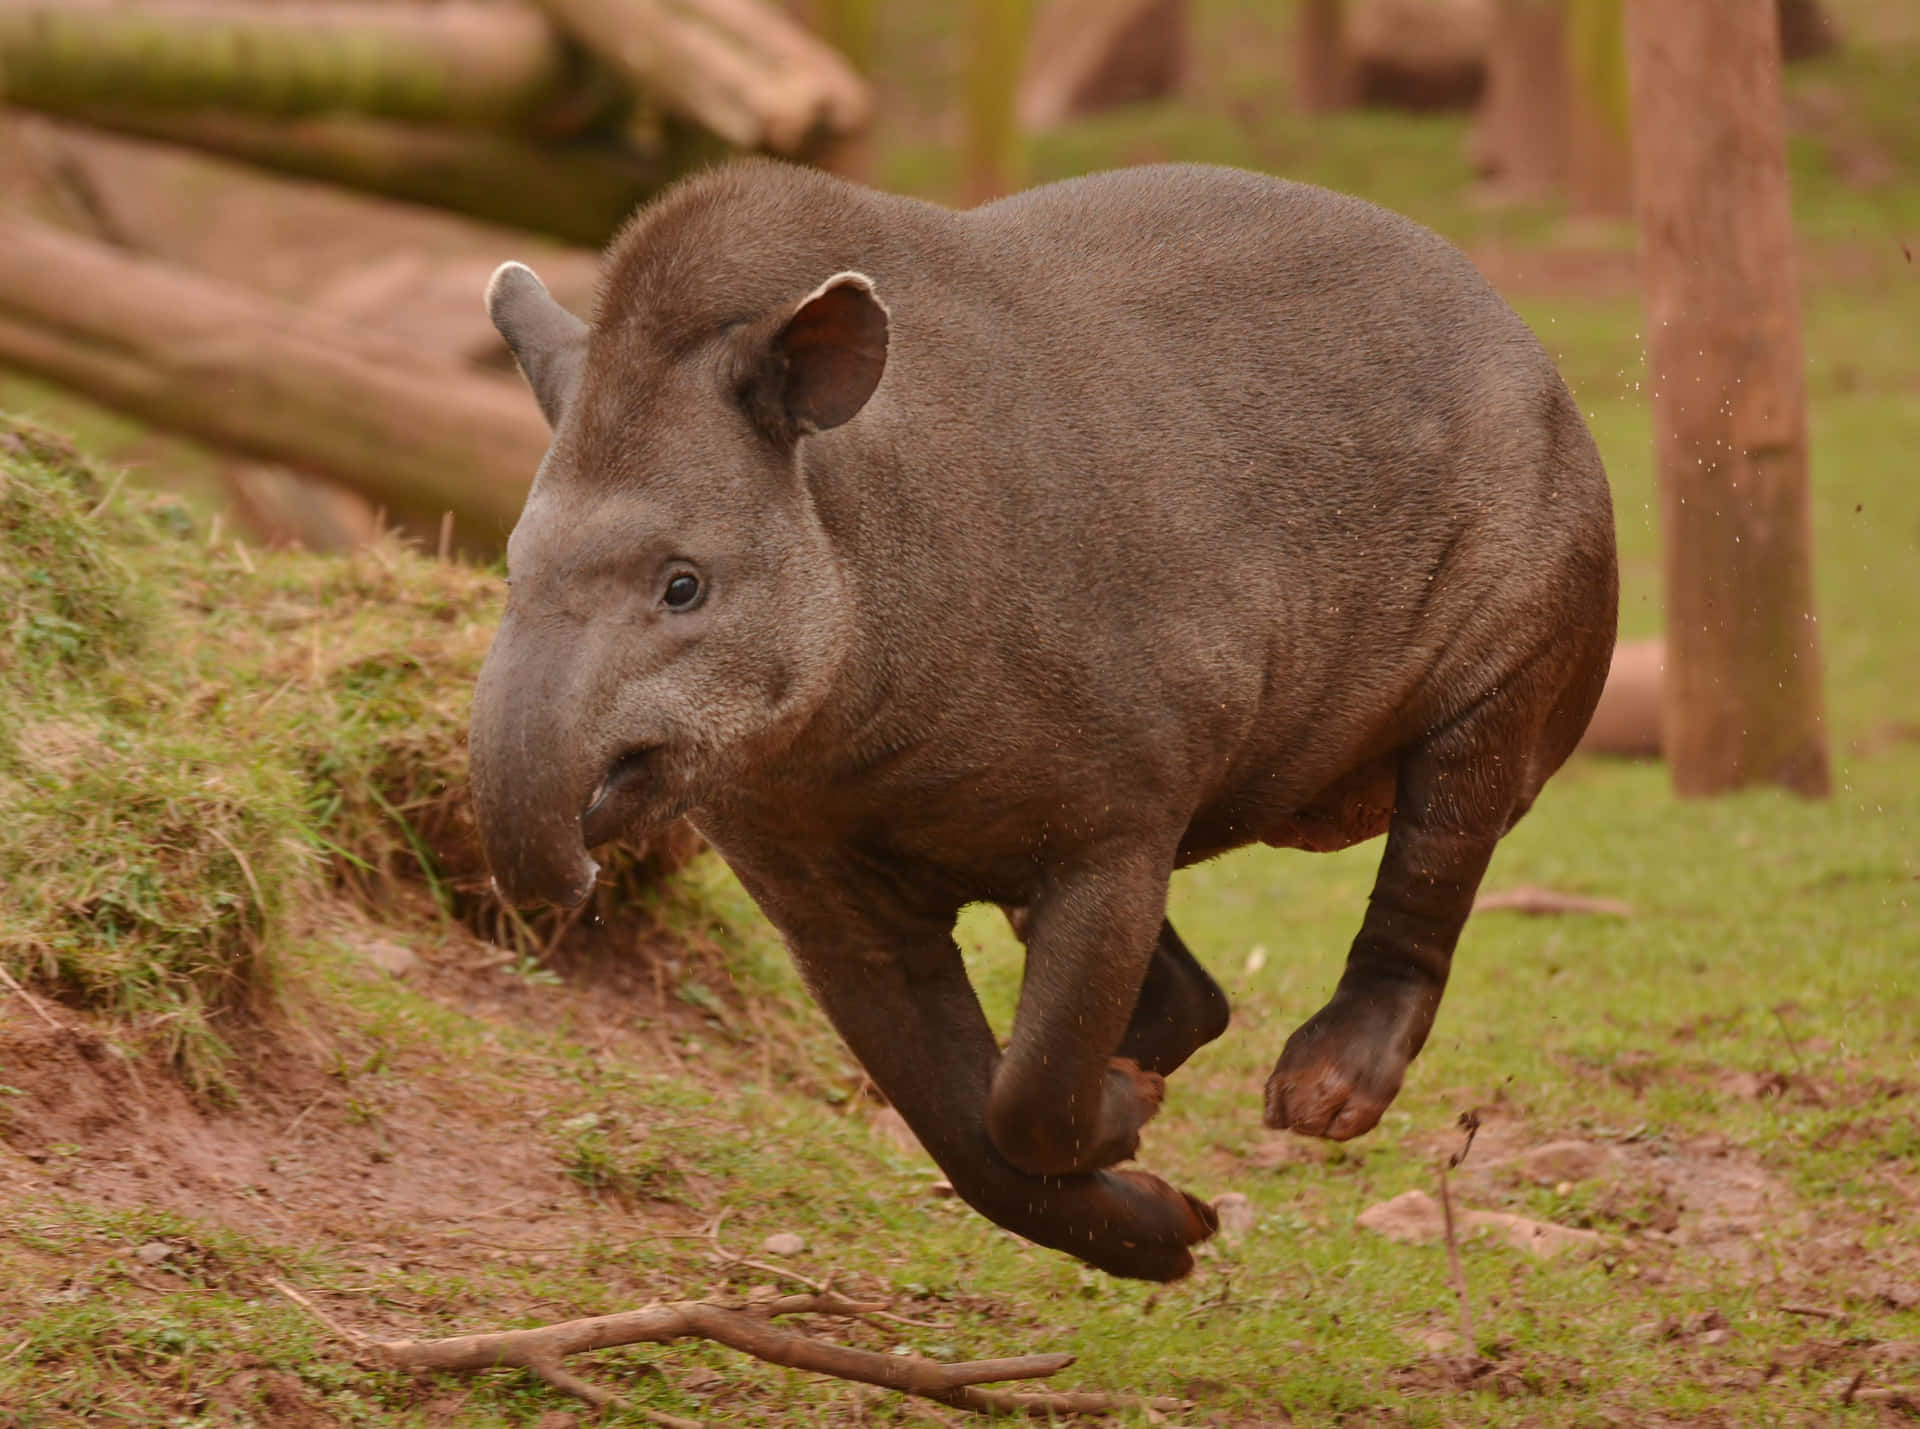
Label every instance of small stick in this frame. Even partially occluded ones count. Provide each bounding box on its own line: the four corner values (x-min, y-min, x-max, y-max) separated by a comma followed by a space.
1770, 1008, 1826, 1105
1779, 1302, 1847, 1321
1436, 1168, 1476, 1353
0, 965, 62, 1030
1839, 1368, 1867, 1406
207, 827, 266, 913
437, 510, 455, 563
281, 1094, 327, 1140
85, 466, 129, 518
1438, 1109, 1482, 1353
268, 1276, 368, 1348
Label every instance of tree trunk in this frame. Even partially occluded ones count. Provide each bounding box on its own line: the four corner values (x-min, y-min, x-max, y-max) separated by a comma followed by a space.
1469, 0, 1566, 198
0, 0, 601, 134
527, 0, 871, 154
964, 0, 1029, 204
1019, 0, 1188, 131
0, 217, 545, 547
1565, 0, 1631, 217
1623, 0, 1829, 797
1294, 0, 1358, 114
59, 109, 679, 247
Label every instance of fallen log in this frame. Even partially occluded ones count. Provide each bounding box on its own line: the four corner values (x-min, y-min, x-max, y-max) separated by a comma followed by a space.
60, 109, 680, 246
1577, 637, 1663, 758
0, 0, 609, 135
0, 216, 545, 545
531, 0, 871, 153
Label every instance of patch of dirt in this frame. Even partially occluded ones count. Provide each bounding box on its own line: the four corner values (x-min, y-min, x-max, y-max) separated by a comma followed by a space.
1389, 1348, 1591, 1399
202, 1368, 334, 1429
0, 894, 792, 1304
1404, 1114, 1811, 1273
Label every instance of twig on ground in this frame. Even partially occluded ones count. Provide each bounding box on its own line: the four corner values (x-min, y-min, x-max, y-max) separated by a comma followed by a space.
1438, 1110, 1482, 1353
355, 1291, 1182, 1418
280, 1093, 328, 1141
1839, 1368, 1868, 1405
1436, 1168, 1476, 1353
1450, 1111, 1481, 1171
706, 1222, 954, 1329
268, 1276, 368, 1348
1779, 1302, 1848, 1322
1769, 1007, 1827, 1105
0, 965, 63, 1030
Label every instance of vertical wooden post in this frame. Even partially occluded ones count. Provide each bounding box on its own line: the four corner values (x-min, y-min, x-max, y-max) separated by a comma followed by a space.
1566, 0, 1631, 217
1624, 0, 1829, 797
1294, 0, 1357, 115
965, 0, 1029, 204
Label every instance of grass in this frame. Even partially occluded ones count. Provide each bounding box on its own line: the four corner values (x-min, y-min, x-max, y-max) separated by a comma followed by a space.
3, 5, 1919, 1424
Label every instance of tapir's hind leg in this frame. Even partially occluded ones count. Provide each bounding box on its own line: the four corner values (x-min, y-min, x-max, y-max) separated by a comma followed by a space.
1117, 920, 1231, 1076
1265, 642, 1604, 1141
1001, 909, 1229, 1077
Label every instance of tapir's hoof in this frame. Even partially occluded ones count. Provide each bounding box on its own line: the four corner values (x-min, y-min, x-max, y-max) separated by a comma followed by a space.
1079, 1169, 1219, 1282
1263, 997, 1411, 1140
1264, 1059, 1394, 1140
1094, 1056, 1165, 1165
989, 1056, 1166, 1176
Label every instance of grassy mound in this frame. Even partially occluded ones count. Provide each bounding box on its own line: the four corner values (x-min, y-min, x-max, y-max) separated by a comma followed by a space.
0, 417, 685, 1089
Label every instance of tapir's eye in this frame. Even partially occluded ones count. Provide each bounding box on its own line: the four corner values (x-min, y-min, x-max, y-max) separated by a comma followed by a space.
662, 571, 703, 610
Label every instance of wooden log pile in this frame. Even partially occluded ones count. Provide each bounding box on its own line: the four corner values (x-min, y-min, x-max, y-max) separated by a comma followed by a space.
0, 0, 873, 550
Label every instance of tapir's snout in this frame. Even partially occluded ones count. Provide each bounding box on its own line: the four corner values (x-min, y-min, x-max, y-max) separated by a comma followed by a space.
468, 612, 604, 908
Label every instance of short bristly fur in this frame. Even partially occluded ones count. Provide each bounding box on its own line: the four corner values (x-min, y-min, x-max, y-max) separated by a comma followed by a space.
469, 160, 1618, 1281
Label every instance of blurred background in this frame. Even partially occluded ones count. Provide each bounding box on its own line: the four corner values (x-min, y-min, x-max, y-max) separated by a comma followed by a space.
0, 0, 1909, 557
1, 14, 1915, 1420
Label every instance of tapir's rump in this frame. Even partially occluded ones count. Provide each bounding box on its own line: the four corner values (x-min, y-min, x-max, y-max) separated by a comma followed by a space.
470, 161, 1618, 1281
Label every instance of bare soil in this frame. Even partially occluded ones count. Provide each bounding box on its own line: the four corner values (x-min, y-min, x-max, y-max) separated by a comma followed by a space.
0, 897, 738, 1309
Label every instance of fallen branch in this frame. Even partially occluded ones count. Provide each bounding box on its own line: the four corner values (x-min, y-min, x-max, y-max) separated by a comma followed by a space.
366, 1292, 1183, 1418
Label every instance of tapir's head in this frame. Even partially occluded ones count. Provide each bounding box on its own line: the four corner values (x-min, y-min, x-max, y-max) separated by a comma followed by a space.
468, 242, 889, 907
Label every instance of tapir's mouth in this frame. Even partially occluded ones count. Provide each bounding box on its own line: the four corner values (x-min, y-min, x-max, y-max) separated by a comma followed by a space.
580, 745, 661, 848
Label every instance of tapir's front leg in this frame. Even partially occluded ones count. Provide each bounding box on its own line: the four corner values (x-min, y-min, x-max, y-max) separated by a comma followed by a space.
985, 844, 1184, 1177
737, 856, 1215, 1281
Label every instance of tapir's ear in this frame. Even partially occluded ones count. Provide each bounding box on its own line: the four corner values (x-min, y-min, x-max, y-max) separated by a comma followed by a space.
742, 271, 889, 441
486, 261, 589, 429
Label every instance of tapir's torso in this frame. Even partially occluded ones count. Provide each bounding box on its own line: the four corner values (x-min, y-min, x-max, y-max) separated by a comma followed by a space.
669, 165, 1613, 910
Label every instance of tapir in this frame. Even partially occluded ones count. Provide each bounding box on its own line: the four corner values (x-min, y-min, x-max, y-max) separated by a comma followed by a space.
468, 160, 1618, 1281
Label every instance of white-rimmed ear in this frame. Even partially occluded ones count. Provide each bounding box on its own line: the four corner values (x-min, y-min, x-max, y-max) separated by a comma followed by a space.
743, 271, 889, 440
486, 261, 589, 429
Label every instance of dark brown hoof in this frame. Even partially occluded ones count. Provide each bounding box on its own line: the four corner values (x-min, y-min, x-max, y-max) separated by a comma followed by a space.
1263, 991, 1417, 1140
1077, 1170, 1219, 1282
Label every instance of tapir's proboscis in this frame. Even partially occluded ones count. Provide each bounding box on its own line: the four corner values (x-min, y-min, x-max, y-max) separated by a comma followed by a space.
469, 161, 1618, 1281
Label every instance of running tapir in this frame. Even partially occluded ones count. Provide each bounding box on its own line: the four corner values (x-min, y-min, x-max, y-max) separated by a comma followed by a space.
469, 161, 1618, 1281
